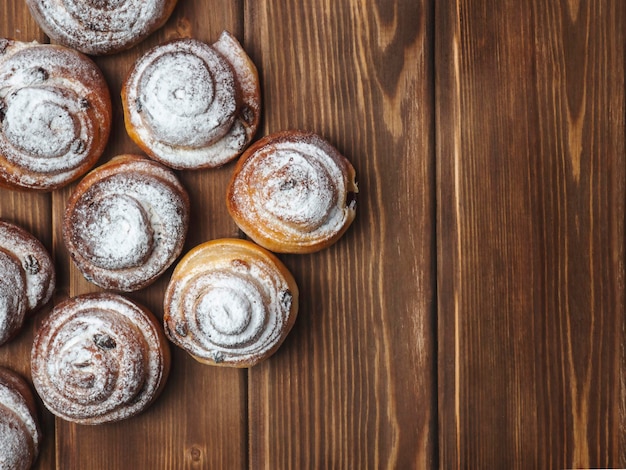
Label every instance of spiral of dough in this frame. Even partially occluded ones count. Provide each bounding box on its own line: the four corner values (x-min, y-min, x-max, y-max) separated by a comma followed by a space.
31, 293, 170, 424
0, 39, 111, 190
25, 0, 179, 55
122, 32, 260, 169
63, 155, 189, 292
0, 220, 55, 346
227, 131, 358, 253
0, 368, 40, 470
164, 239, 298, 367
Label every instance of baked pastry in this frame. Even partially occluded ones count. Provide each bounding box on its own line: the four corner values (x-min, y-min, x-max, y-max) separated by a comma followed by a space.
226, 131, 358, 253
31, 292, 170, 425
164, 238, 298, 368
122, 32, 261, 170
25, 0, 179, 55
63, 154, 190, 292
0, 39, 111, 191
0, 367, 40, 469
0, 220, 55, 346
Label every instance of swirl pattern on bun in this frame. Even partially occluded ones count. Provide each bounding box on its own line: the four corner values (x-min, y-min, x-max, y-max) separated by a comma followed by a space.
0, 39, 111, 190
25, 0, 179, 55
164, 238, 298, 367
227, 131, 358, 253
63, 155, 190, 292
0, 220, 55, 346
31, 292, 170, 425
122, 32, 260, 170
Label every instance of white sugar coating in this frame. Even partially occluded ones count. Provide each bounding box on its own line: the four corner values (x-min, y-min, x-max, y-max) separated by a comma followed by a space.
231, 139, 356, 247
31, 294, 167, 424
212, 31, 260, 101
0, 250, 26, 345
0, 40, 110, 189
75, 194, 154, 270
0, 419, 31, 470
165, 241, 297, 366
0, 220, 55, 313
46, 313, 146, 417
66, 159, 188, 291
124, 33, 259, 169
197, 283, 256, 337
25, 0, 174, 55
140, 51, 235, 147
0, 383, 39, 450
190, 271, 268, 349
4, 88, 76, 158
257, 149, 335, 228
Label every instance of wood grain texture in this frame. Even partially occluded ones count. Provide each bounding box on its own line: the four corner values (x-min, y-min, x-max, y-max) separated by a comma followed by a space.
246, 0, 436, 468
3, 0, 624, 468
436, 0, 625, 468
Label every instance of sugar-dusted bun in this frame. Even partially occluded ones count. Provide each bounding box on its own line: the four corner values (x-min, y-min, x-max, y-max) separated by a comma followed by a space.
63, 154, 190, 292
0, 39, 111, 191
25, 0, 179, 55
227, 131, 358, 253
31, 292, 171, 425
164, 238, 298, 368
0, 220, 55, 346
122, 31, 261, 170
0, 367, 40, 470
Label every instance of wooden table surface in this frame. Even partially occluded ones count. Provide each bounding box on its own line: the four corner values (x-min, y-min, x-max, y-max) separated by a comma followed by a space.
0, 0, 624, 468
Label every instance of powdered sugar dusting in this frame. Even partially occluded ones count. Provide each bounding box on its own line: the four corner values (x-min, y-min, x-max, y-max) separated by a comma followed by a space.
140, 50, 235, 147
0, 40, 111, 190
5, 88, 76, 159
74, 194, 154, 271
0, 385, 38, 450
0, 250, 26, 345
0, 220, 55, 314
26, 0, 175, 55
31, 293, 168, 424
0, 369, 39, 469
164, 240, 298, 367
124, 33, 260, 169
64, 157, 189, 291
212, 31, 260, 103
229, 133, 358, 252
0, 417, 32, 470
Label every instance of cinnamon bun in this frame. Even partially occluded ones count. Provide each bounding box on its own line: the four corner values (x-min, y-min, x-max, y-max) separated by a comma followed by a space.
0, 220, 55, 346
63, 154, 190, 292
0, 367, 40, 469
31, 292, 170, 425
164, 238, 298, 368
0, 39, 111, 191
122, 31, 261, 170
25, 0, 179, 55
227, 131, 358, 253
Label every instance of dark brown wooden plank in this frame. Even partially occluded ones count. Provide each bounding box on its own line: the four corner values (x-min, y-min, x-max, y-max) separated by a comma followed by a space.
48, 1, 248, 468
436, 0, 625, 467
246, 1, 436, 468
0, 4, 55, 470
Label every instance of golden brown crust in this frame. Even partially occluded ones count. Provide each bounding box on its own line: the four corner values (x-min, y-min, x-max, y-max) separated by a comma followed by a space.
122, 31, 261, 170
63, 154, 190, 292
0, 39, 111, 191
0, 219, 55, 346
31, 292, 171, 425
25, 0, 179, 55
164, 238, 299, 368
0, 367, 40, 469
226, 131, 358, 253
